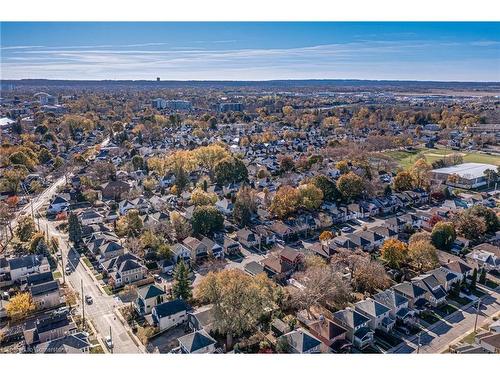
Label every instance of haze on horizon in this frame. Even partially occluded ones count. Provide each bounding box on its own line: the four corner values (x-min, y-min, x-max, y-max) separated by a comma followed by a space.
1, 22, 499, 82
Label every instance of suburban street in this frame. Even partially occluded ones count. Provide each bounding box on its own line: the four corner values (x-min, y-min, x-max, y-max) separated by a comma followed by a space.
390, 288, 500, 353
44, 217, 143, 353
4, 137, 143, 353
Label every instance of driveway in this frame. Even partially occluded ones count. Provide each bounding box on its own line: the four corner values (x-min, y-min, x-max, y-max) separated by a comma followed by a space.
389, 287, 500, 353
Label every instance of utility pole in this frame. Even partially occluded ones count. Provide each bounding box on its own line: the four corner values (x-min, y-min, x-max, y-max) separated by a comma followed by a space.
81, 279, 85, 330
474, 298, 482, 333
416, 332, 421, 354
109, 326, 113, 353
60, 248, 66, 285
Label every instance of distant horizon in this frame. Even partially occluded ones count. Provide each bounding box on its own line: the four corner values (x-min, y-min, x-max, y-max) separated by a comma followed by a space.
2, 78, 500, 84
1, 22, 499, 82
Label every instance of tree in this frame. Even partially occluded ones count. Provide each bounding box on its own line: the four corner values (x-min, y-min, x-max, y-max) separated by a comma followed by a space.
428, 214, 444, 229
279, 155, 295, 173
195, 269, 277, 348
408, 240, 439, 272
431, 221, 456, 251
116, 209, 143, 237
330, 248, 368, 280
275, 336, 292, 353
311, 174, 341, 202
190, 188, 217, 206
353, 260, 391, 294
298, 183, 323, 210
192, 205, 224, 236
131, 155, 144, 170
169, 211, 192, 241
410, 158, 432, 190
478, 268, 487, 285
483, 168, 498, 188
380, 238, 408, 269
233, 186, 257, 227
6, 292, 36, 321
214, 157, 248, 185
1, 168, 28, 194
172, 260, 192, 300
393, 170, 415, 192
68, 212, 82, 245
269, 185, 300, 219
468, 206, 499, 233
290, 264, 352, 316
470, 268, 477, 291
319, 230, 334, 244
336, 172, 365, 202
454, 211, 486, 241
335, 160, 350, 175
15, 216, 35, 242
193, 144, 231, 179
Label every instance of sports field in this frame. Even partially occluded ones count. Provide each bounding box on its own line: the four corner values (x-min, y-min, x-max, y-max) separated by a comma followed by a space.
383, 147, 500, 169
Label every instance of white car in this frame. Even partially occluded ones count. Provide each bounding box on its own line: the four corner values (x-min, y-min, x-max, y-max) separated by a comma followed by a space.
105, 336, 113, 349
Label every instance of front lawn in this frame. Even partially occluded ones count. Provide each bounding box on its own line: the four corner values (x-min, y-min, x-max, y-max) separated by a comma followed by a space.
434, 304, 458, 318
375, 329, 403, 348
449, 294, 472, 306
52, 271, 62, 279
419, 311, 440, 325
485, 279, 499, 289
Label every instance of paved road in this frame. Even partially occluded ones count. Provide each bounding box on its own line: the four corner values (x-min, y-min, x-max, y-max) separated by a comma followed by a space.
390, 288, 500, 353
6, 137, 142, 353
45, 218, 142, 353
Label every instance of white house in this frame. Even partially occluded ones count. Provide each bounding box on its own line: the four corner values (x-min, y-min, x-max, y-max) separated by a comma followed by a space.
152, 299, 190, 331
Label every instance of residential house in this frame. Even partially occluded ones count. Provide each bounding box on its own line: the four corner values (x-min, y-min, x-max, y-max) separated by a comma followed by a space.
34, 332, 91, 354
78, 209, 103, 226
218, 236, 240, 256
177, 329, 217, 354
47, 194, 70, 215
215, 198, 234, 216
354, 298, 395, 333
24, 311, 76, 347
392, 282, 428, 310
152, 299, 191, 331
200, 237, 224, 259
332, 308, 373, 349
281, 328, 322, 354
134, 284, 166, 316
307, 317, 349, 353
411, 274, 448, 307
30, 280, 61, 310
100, 180, 131, 201
101, 253, 147, 288
183, 237, 209, 260
236, 228, 260, 249
8, 255, 50, 282
372, 289, 414, 324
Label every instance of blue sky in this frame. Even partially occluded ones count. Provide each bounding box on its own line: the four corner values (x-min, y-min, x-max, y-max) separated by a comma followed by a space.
1, 22, 499, 81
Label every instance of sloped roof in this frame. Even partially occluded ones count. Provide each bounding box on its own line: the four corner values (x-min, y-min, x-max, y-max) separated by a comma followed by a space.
178, 329, 216, 353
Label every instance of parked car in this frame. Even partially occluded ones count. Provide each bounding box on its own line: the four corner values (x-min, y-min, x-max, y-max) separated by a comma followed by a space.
341, 226, 352, 233
153, 274, 162, 283
105, 336, 113, 349
85, 295, 93, 305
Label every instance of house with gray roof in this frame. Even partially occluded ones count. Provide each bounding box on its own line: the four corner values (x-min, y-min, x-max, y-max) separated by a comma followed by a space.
177, 329, 216, 354
354, 298, 394, 332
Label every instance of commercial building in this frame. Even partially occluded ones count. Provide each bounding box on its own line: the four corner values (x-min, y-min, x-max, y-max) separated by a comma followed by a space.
431, 162, 498, 189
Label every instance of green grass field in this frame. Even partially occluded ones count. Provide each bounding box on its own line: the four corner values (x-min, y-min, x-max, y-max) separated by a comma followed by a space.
383, 147, 500, 170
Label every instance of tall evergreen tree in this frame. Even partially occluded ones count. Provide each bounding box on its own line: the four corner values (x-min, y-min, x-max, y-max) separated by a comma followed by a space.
172, 261, 192, 300
68, 212, 82, 245
478, 268, 487, 285
470, 268, 478, 291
